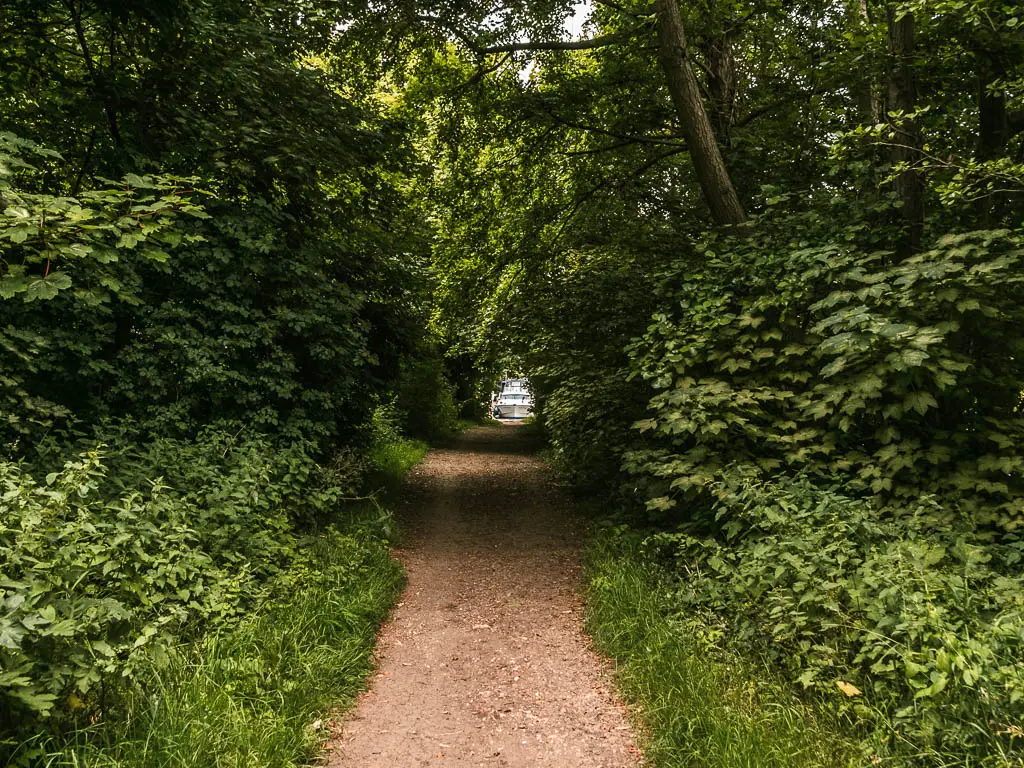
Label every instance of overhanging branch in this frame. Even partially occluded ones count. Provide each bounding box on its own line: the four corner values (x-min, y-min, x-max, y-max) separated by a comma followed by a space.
540, 106, 687, 148
458, 53, 515, 90
413, 15, 481, 52
550, 146, 687, 243
593, 0, 656, 18
411, 14, 651, 59
734, 87, 827, 128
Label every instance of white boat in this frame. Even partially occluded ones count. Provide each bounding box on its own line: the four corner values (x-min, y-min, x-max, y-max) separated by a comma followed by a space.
492, 378, 533, 419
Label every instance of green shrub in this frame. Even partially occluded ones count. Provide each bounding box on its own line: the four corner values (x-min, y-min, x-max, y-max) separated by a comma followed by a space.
517, 215, 1024, 764
0, 451, 236, 722
0, 428, 346, 748
10, 521, 403, 768
368, 398, 406, 448
627, 224, 1024, 533
395, 354, 459, 440
645, 475, 1024, 764
586, 525, 862, 768
506, 247, 666, 491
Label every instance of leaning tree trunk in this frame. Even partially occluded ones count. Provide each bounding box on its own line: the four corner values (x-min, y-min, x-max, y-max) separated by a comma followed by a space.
887, 5, 923, 253
653, 0, 747, 227
705, 29, 738, 146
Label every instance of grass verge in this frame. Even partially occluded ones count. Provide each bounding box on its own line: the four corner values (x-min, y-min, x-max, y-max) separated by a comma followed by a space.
44, 521, 402, 768
584, 524, 865, 768
367, 437, 429, 504
25, 437, 429, 768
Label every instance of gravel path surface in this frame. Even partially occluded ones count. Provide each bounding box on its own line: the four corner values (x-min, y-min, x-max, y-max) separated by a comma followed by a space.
327, 424, 641, 767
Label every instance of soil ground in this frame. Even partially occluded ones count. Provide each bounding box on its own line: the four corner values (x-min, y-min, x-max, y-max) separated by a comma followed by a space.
326, 424, 642, 767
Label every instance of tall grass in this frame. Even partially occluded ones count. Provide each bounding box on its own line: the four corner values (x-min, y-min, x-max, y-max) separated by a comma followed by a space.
40, 523, 402, 768
585, 528, 866, 768
367, 438, 428, 504
19, 432, 429, 768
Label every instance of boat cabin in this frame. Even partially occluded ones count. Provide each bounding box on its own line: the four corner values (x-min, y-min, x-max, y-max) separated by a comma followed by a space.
493, 378, 534, 419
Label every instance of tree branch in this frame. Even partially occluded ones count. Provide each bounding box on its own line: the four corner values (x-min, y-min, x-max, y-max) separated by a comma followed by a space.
593, 0, 656, 17
413, 15, 482, 52
558, 139, 639, 156
71, 128, 97, 197
540, 106, 687, 148
551, 146, 687, 243
64, 0, 123, 149
412, 13, 651, 61
723, 8, 759, 34
734, 88, 826, 128
458, 53, 515, 90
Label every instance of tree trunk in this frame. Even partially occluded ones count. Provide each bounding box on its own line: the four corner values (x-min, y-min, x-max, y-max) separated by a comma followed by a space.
887, 5, 923, 252
67, 0, 123, 151
974, 49, 1010, 225
970, 51, 1011, 160
653, 0, 747, 227
705, 30, 737, 146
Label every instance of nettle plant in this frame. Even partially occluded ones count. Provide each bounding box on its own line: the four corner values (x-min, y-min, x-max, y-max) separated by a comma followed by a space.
0, 428, 336, 730
0, 451, 235, 720
626, 215, 1024, 534
644, 474, 1024, 761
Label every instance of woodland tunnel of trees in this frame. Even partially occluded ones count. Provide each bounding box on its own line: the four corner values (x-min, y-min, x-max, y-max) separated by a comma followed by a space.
1, 0, 1023, 765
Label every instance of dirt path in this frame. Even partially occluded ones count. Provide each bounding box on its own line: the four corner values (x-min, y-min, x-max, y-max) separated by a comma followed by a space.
327, 424, 642, 768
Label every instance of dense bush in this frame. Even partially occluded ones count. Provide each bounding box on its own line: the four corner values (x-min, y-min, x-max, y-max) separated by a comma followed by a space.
585, 213, 1024, 764
645, 475, 1024, 763
498, 248, 664, 489
15, 521, 403, 768
1, 8, 438, 750
0, 428, 346, 743
477, 210, 1024, 763
627, 218, 1024, 533
395, 352, 461, 440
586, 526, 863, 768
1, 0, 431, 455
0, 135, 210, 447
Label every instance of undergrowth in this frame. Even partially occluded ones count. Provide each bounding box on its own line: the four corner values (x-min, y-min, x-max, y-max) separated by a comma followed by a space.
1, 407, 429, 766
526, 214, 1024, 766
29, 518, 403, 768
644, 476, 1024, 766
585, 524, 865, 768
587, 508, 1024, 767
368, 439, 429, 503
